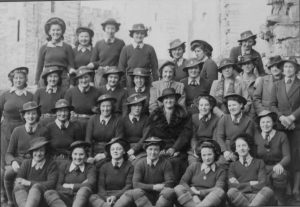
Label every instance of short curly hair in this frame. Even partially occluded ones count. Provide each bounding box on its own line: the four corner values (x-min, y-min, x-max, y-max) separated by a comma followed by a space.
231, 133, 257, 157
195, 139, 221, 162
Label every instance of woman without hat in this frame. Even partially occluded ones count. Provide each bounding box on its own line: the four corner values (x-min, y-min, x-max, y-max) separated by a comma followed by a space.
4, 101, 48, 206
0, 67, 33, 203
190, 40, 218, 83
87, 18, 125, 88
44, 141, 96, 207
209, 58, 246, 117
149, 61, 186, 113
89, 138, 134, 207
85, 94, 123, 169
175, 139, 226, 207
13, 137, 58, 207
34, 65, 66, 127
35, 17, 75, 89
118, 23, 158, 88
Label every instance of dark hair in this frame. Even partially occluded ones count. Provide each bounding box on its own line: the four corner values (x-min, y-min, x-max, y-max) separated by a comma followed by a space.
257, 115, 277, 131
169, 45, 186, 58
46, 23, 65, 41
74, 29, 93, 47
70, 146, 90, 160
159, 64, 176, 79
195, 96, 215, 112
196, 141, 221, 162
231, 133, 257, 157
106, 142, 129, 161
127, 101, 145, 115
194, 44, 212, 58
43, 71, 62, 87
131, 75, 151, 88
97, 100, 115, 115
74, 73, 94, 86
225, 96, 245, 110
239, 38, 257, 46
20, 108, 42, 123
9, 72, 28, 88
103, 23, 120, 32
30, 144, 50, 157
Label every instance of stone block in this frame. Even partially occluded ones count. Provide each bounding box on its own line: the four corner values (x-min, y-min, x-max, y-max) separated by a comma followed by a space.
273, 23, 300, 41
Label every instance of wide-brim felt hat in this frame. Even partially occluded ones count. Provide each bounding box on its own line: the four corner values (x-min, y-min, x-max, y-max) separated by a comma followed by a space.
96, 94, 117, 105
130, 67, 151, 77
69, 141, 91, 151
278, 57, 300, 71
102, 66, 124, 79
143, 137, 165, 150
129, 23, 148, 37
267, 55, 283, 69
157, 87, 181, 102
183, 58, 204, 72
8, 67, 29, 78
105, 137, 130, 153
196, 138, 221, 158
76, 26, 94, 38
20, 101, 41, 113
51, 99, 74, 113
190, 40, 213, 52
237, 30, 257, 42
168, 39, 186, 50
218, 58, 242, 73
74, 66, 94, 79
193, 94, 217, 109
27, 137, 49, 153
101, 18, 121, 31
126, 93, 147, 106
256, 110, 278, 123
224, 93, 247, 106
237, 54, 258, 65
44, 17, 66, 34
41, 65, 63, 79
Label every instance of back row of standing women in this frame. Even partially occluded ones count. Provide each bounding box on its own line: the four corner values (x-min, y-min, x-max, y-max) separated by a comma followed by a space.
1, 16, 300, 207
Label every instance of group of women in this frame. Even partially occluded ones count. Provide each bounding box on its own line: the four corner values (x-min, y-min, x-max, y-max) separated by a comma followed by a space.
0, 16, 300, 207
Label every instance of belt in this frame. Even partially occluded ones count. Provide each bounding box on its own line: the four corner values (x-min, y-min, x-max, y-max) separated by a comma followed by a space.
41, 113, 56, 118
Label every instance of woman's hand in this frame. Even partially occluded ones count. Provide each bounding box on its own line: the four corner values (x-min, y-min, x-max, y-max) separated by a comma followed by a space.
15, 178, 31, 186
273, 164, 284, 175
86, 157, 95, 164
229, 177, 239, 184
86, 63, 94, 69
166, 148, 175, 157
153, 184, 165, 192
249, 181, 259, 186
94, 153, 106, 162
106, 196, 117, 206
127, 149, 135, 156
190, 186, 200, 195
223, 151, 232, 161
69, 68, 77, 75
62, 183, 74, 189
11, 161, 20, 172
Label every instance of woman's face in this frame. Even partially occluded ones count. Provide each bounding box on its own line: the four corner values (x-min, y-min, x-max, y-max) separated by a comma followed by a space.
194, 47, 206, 61
163, 96, 176, 109
24, 110, 38, 125
130, 103, 143, 116
270, 65, 282, 77
13, 72, 27, 89
188, 67, 200, 78
260, 116, 273, 133
110, 143, 125, 160
235, 138, 250, 157
283, 62, 296, 78
241, 62, 254, 74
78, 32, 91, 47
133, 31, 145, 44
100, 101, 112, 117
227, 100, 243, 116
107, 74, 120, 87
222, 66, 234, 78
171, 47, 184, 60
241, 39, 255, 51
146, 145, 160, 161
104, 24, 117, 38
201, 147, 215, 166
49, 24, 63, 41
47, 72, 59, 87
32, 146, 46, 163
198, 98, 211, 116
56, 108, 70, 122
162, 66, 175, 81
78, 74, 91, 88
72, 147, 86, 166
134, 76, 146, 88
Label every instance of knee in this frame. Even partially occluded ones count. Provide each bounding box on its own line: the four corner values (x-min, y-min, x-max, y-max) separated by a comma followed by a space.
4, 167, 16, 180
13, 183, 26, 192
174, 185, 186, 195
44, 190, 59, 200
227, 188, 239, 198
260, 187, 274, 197
89, 194, 102, 204
128, 189, 144, 200
214, 187, 225, 196
76, 186, 92, 196
272, 171, 288, 188
31, 183, 44, 192
161, 187, 176, 200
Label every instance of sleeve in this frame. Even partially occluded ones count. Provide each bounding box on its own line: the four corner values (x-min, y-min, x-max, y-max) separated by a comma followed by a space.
33, 89, 40, 105
245, 119, 255, 137
253, 77, 265, 114
90, 42, 100, 68
66, 44, 75, 70
16, 159, 30, 179
5, 129, 19, 164
97, 165, 107, 198
64, 89, 72, 105
73, 165, 97, 191
114, 164, 134, 199
214, 116, 227, 152
279, 133, 291, 167
35, 45, 47, 84
215, 168, 226, 189
149, 86, 159, 114
201, 60, 218, 82
132, 161, 154, 190
0, 92, 6, 120
114, 117, 124, 139
118, 47, 127, 73
173, 117, 192, 151
74, 121, 84, 141
149, 46, 159, 81
255, 53, 265, 76
121, 91, 128, 117
179, 163, 195, 189
132, 118, 151, 152
178, 84, 186, 109
163, 160, 175, 188
250, 160, 267, 192
56, 163, 72, 194
229, 47, 238, 63
270, 83, 282, 117
228, 162, 252, 193
85, 116, 95, 144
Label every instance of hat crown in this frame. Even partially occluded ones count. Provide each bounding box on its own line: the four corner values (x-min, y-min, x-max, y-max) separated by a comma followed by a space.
169, 39, 184, 49
240, 30, 255, 39
185, 58, 201, 68
258, 110, 273, 117
55, 99, 70, 108
8, 67, 29, 78
127, 93, 146, 104
239, 54, 255, 63
28, 136, 49, 152
219, 58, 234, 67
132, 67, 149, 75
161, 87, 177, 97
145, 136, 163, 143
22, 101, 39, 111
70, 141, 90, 150
285, 56, 298, 63
97, 94, 115, 103
131, 23, 146, 30
268, 55, 282, 65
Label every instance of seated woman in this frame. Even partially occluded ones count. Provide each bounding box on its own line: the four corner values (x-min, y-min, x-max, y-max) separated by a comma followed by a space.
227, 134, 274, 207
254, 110, 290, 205
44, 141, 96, 207
4, 101, 47, 206
214, 94, 255, 169
210, 58, 243, 117
122, 94, 149, 164
175, 139, 225, 207
180, 58, 211, 114
85, 94, 123, 168
168, 39, 187, 81
89, 138, 134, 207
148, 88, 192, 182
34, 66, 65, 127
46, 99, 82, 166
13, 137, 58, 207
188, 95, 219, 164
149, 61, 186, 113
114, 137, 176, 207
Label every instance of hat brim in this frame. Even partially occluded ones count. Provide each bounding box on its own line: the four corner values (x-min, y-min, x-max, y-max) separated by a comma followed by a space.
69, 142, 91, 151
129, 30, 148, 38
168, 42, 186, 51
224, 94, 247, 105
278, 60, 300, 71
76, 27, 94, 37
130, 72, 150, 77
51, 105, 74, 113
41, 69, 63, 79
101, 22, 121, 30
96, 97, 117, 104
183, 62, 204, 72
157, 93, 181, 103
237, 57, 258, 66
8, 67, 29, 77
126, 96, 147, 105
218, 64, 242, 73
103, 71, 124, 79
237, 34, 257, 42
19, 105, 41, 113
267, 61, 283, 69
27, 140, 49, 153
143, 141, 166, 150
256, 112, 278, 123
105, 138, 130, 153
74, 71, 94, 79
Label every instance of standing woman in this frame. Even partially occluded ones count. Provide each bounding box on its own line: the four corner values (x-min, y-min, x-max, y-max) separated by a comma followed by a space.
190, 40, 218, 83
189, 95, 219, 164
119, 23, 158, 87
149, 61, 186, 113
35, 17, 75, 89
13, 137, 58, 207
168, 39, 187, 81
0, 67, 33, 202
254, 110, 290, 205
85, 94, 123, 167
34, 66, 65, 127
44, 141, 96, 207
89, 138, 134, 207
210, 58, 244, 117
175, 139, 226, 207
4, 101, 47, 206
88, 18, 125, 88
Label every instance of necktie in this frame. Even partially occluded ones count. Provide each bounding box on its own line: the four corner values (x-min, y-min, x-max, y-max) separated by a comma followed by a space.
232, 115, 240, 125
73, 166, 81, 175
243, 157, 248, 167
264, 132, 271, 150
190, 80, 197, 86
286, 78, 292, 93
132, 117, 138, 124
47, 88, 53, 94
101, 120, 106, 126
136, 44, 140, 50
137, 88, 142, 93
61, 123, 66, 130
150, 162, 155, 168
200, 114, 209, 123
114, 162, 120, 169
28, 126, 33, 134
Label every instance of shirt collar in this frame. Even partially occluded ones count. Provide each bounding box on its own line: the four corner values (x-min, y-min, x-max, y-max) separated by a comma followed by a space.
47, 40, 63, 47
188, 76, 201, 85
285, 76, 295, 83
77, 45, 92, 52
55, 119, 70, 129
104, 37, 115, 44
106, 84, 116, 91
231, 112, 243, 123
99, 115, 111, 125
135, 86, 146, 93
198, 113, 211, 122
201, 163, 216, 174
201, 56, 208, 62
239, 154, 253, 166
78, 85, 90, 93
46, 85, 58, 94
129, 114, 140, 123
175, 57, 184, 66
10, 87, 27, 96
31, 159, 46, 170
112, 159, 124, 168
69, 162, 85, 173
261, 129, 276, 140
132, 42, 144, 49
25, 123, 38, 133
146, 157, 159, 167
